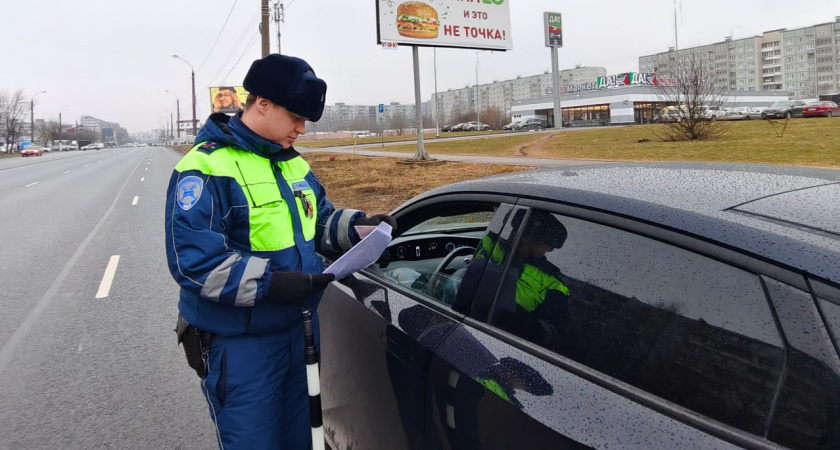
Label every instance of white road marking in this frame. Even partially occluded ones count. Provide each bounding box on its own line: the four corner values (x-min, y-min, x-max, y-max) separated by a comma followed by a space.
132, 196, 139, 205
63, 170, 71, 174
25, 182, 39, 187
144, 168, 148, 171
78, 343, 83, 353
140, 177, 145, 182
84, 164, 89, 167
95, 255, 121, 299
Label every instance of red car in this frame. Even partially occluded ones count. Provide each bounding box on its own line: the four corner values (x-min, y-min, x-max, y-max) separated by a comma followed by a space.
21, 146, 43, 157
802, 100, 840, 117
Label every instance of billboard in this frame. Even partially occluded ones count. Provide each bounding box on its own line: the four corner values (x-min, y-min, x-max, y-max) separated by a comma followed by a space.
544, 12, 562, 47
209, 86, 249, 114
377, 0, 512, 51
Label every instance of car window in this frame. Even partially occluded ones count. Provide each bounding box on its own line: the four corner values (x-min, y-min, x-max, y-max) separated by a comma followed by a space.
771, 101, 790, 107
488, 210, 785, 436
370, 204, 497, 307
821, 298, 840, 360
763, 281, 840, 449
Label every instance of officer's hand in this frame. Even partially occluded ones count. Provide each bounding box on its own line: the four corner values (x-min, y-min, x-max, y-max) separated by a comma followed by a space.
355, 214, 397, 234
269, 271, 336, 305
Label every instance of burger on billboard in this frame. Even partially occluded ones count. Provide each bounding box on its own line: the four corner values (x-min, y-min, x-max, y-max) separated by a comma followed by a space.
396, 2, 440, 39
377, 0, 513, 51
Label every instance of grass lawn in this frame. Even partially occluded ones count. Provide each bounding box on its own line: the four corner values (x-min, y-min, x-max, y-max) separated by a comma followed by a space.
382, 118, 840, 169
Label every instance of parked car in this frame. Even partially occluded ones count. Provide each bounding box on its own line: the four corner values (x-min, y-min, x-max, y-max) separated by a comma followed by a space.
81, 143, 104, 151
440, 124, 456, 132
318, 163, 840, 450
20, 146, 43, 157
502, 120, 523, 130
463, 121, 491, 131
761, 100, 807, 119
654, 105, 687, 123
697, 105, 727, 121
724, 106, 761, 120
802, 100, 840, 118
450, 123, 467, 132
512, 118, 545, 130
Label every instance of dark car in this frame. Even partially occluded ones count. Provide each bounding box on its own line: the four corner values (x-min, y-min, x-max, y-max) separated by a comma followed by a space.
803, 100, 840, 118
319, 163, 840, 450
440, 124, 456, 132
502, 120, 523, 130
512, 118, 545, 130
761, 100, 807, 119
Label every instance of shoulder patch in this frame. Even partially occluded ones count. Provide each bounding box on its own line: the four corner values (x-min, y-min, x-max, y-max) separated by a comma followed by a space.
197, 141, 223, 154
177, 176, 204, 211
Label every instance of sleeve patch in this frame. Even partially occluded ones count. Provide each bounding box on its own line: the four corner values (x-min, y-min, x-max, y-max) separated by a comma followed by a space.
177, 176, 204, 211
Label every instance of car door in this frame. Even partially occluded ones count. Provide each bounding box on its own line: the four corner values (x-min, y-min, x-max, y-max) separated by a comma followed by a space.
318, 196, 517, 450
792, 101, 806, 117
429, 202, 796, 449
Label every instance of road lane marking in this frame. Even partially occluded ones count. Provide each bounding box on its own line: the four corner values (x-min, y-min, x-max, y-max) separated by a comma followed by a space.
95, 255, 121, 299
25, 182, 39, 187
132, 196, 139, 205
145, 168, 148, 171
0, 156, 145, 374
84, 164, 89, 167
64, 170, 71, 174
140, 177, 145, 182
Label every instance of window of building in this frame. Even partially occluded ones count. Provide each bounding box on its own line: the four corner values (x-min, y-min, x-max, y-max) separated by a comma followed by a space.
489, 210, 785, 437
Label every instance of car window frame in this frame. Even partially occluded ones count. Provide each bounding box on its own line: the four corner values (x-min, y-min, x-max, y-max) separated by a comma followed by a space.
465, 197, 809, 449
352, 193, 519, 319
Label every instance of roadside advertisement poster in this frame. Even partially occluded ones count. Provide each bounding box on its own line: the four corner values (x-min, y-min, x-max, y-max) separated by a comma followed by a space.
209, 86, 249, 114
376, 0, 512, 51
544, 12, 562, 47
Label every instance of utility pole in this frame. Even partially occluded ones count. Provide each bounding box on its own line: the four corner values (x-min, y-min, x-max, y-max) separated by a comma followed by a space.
172, 55, 197, 138
261, 0, 270, 57
30, 91, 46, 143
273, 2, 284, 54
475, 52, 481, 128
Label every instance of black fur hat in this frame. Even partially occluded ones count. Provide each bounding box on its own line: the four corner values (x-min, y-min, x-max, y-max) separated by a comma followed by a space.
243, 54, 327, 122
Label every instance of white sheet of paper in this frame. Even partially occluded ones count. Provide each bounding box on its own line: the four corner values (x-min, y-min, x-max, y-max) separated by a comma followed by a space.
324, 222, 392, 280
354, 225, 377, 239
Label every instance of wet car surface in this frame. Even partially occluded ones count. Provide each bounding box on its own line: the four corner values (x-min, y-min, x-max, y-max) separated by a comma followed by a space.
318, 162, 840, 450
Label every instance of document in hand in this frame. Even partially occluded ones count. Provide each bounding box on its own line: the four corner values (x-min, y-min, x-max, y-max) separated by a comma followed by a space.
323, 222, 393, 280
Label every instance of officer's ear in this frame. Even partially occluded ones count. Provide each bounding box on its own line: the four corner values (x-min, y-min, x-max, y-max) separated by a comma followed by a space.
253, 96, 273, 116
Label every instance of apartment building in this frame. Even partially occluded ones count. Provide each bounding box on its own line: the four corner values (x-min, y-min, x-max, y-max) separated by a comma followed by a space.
640, 16, 840, 100
431, 66, 607, 125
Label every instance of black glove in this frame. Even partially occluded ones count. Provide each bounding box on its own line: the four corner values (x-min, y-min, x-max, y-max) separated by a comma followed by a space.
355, 214, 397, 234
268, 271, 335, 305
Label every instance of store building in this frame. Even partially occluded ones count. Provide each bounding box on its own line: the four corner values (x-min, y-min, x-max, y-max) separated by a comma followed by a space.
511, 73, 786, 127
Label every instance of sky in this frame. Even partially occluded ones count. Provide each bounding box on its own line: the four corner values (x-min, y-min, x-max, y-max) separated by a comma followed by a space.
2, 0, 838, 132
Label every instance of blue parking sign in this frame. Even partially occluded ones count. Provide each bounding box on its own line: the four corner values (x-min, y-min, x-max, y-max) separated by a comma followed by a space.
378, 104, 384, 114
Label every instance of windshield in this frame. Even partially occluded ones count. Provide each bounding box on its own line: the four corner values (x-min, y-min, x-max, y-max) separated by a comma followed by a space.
771, 101, 790, 108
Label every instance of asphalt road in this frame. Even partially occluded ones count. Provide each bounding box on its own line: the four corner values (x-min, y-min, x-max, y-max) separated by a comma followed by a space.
0, 148, 217, 449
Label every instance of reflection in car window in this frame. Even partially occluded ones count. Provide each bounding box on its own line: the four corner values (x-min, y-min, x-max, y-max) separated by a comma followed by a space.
373, 208, 495, 306
489, 210, 784, 435
764, 282, 840, 449
821, 299, 840, 363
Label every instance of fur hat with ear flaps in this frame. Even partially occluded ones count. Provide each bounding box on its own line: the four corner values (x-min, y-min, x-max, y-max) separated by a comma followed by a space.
243, 54, 327, 122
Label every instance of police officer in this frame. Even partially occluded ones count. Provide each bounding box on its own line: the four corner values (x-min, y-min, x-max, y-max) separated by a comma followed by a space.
165, 54, 395, 449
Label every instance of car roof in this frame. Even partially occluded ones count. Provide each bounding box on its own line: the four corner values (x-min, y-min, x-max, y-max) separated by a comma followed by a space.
407, 162, 840, 284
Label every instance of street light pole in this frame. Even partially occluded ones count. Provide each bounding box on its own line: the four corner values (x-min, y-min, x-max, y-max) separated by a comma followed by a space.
172, 55, 197, 138
165, 90, 181, 141
30, 90, 46, 143
475, 52, 481, 128
434, 47, 439, 138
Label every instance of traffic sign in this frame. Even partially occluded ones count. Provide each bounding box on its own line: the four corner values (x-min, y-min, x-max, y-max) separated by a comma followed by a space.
378, 104, 384, 114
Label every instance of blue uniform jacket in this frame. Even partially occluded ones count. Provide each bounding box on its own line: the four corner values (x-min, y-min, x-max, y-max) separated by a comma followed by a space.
165, 113, 363, 336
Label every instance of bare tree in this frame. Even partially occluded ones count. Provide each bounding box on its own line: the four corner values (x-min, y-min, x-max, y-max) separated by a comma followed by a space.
480, 106, 505, 130
39, 120, 60, 145
2, 90, 29, 152
389, 112, 408, 136
655, 51, 729, 141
